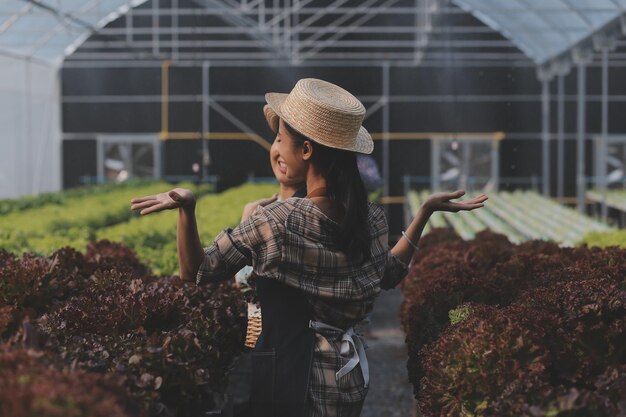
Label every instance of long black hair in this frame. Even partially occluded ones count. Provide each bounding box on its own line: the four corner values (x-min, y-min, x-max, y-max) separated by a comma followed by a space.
285, 122, 371, 261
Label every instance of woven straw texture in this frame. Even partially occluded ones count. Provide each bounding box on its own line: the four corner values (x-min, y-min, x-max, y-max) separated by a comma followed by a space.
264, 78, 374, 154
245, 304, 262, 349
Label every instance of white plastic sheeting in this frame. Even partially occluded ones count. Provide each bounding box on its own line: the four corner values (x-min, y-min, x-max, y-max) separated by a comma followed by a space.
0, 54, 61, 198
1, 0, 625, 66
0, 0, 150, 198
454, 0, 626, 65
0, 0, 149, 65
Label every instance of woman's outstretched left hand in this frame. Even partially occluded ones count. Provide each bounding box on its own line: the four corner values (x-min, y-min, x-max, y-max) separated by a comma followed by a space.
130, 188, 196, 215
422, 190, 488, 214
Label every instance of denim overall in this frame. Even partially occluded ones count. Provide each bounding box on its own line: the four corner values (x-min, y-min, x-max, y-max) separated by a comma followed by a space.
247, 276, 316, 417
240, 187, 314, 417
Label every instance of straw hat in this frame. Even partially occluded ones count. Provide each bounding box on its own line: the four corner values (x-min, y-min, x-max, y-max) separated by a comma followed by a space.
264, 78, 374, 154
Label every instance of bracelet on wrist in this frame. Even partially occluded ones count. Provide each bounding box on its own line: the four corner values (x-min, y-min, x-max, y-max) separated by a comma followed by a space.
401, 230, 419, 251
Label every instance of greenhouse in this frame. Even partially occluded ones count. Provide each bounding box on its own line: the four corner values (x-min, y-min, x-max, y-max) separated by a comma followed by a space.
1, 1, 625, 416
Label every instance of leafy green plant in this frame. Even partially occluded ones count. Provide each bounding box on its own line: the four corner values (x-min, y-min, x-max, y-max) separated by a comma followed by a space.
0, 349, 145, 417
401, 228, 626, 416
0, 183, 286, 416
0, 179, 162, 215
580, 230, 626, 249
1, 240, 246, 417
448, 305, 471, 325
0, 182, 211, 257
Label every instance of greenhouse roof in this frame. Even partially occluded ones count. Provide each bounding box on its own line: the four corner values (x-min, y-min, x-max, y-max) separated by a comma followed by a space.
455, 0, 626, 65
0, 0, 148, 65
0, 0, 625, 66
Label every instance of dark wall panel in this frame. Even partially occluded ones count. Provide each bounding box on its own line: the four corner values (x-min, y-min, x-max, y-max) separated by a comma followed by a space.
60, 60, 626, 233
210, 66, 383, 96
63, 68, 161, 96
388, 101, 540, 133
63, 103, 161, 132
62, 139, 97, 188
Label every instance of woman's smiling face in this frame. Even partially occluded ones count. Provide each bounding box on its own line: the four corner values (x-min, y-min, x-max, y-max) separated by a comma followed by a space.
270, 118, 307, 185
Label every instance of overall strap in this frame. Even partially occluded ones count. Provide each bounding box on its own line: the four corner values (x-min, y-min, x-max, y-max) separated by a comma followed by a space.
308, 319, 370, 389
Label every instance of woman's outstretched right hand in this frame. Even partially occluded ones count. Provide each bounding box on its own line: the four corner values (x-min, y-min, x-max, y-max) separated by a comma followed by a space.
130, 188, 196, 215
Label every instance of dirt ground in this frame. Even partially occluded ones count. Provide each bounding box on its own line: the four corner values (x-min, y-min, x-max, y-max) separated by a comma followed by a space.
360, 287, 417, 417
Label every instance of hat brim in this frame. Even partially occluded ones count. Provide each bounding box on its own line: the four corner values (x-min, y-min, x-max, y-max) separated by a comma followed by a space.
264, 92, 374, 155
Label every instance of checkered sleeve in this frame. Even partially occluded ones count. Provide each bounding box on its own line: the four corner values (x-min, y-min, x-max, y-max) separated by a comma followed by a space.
196, 205, 279, 285
365, 203, 409, 290
380, 252, 409, 290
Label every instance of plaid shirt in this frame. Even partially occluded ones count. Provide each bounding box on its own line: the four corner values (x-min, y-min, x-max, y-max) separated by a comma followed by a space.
197, 198, 408, 416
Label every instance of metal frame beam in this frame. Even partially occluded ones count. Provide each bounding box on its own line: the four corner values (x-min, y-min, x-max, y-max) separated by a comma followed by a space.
202, 61, 210, 179
540, 75, 551, 197
84, 5, 626, 16
557, 73, 565, 200
62, 59, 540, 68
61, 92, 626, 104
382, 62, 390, 204
298, 0, 402, 63
576, 59, 588, 213
193, 0, 286, 60
79, 38, 518, 50
68, 51, 529, 61
89, 25, 537, 36
599, 42, 614, 222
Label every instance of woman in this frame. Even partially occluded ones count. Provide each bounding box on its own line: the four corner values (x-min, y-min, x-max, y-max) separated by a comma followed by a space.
131, 78, 487, 417
235, 121, 307, 352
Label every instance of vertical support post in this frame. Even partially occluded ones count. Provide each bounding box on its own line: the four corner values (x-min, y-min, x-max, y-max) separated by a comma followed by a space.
273, 0, 280, 44
491, 139, 499, 192
97, 136, 104, 184
126, 4, 133, 45
403, 175, 409, 199
576, 61, 587, 213
160, 60, 171, 137
557, 74, 565, 200
284, 0, 291, 57
24, 59, 33, 193
541, 77, 551, 197
382, 62, 390, 205
153, 136, 161, 179
172, 0, 179, 61
259, 0, 265, 28
202, 61, 211, 181
152, 0, 159, 56
293, 0, 300, 63
403, 175, 409, 227
431, 138, 440, 191
160, 140, 165, 180
125, 143, 134, 179
461, 140, 470, 192
600, 46, 610, 222
414, 0, 422, 62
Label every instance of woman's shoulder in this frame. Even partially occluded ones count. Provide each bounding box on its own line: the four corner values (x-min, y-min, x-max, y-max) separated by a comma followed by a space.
366, 202, 388, 238
366, 201, 386, 223
257, 198, 386, 231
366, 201, 385, 218
252, 198, 301, 223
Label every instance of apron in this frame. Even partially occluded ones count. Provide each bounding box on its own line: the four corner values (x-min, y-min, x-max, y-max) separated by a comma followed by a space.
240, 187, 370, 416
243, 187, 315, 417
247, 276, 316, 417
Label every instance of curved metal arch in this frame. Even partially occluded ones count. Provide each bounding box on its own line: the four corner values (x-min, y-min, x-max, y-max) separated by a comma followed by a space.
0, 0, 150, 65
